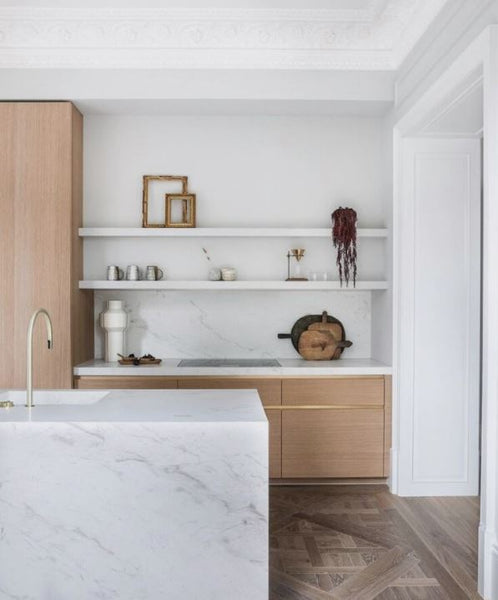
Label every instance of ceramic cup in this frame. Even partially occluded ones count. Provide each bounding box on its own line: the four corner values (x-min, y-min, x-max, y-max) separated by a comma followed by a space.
107, 265, 124, 281
126, 265, 141, 281
208, 267, 222, 281
221, 267, 237, 281
309, 271, 329, 281
145, 266, 164, 281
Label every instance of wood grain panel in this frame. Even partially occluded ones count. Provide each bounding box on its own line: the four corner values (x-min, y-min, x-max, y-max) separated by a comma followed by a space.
0, 104, 15, 388
282, 377, 384, 407
266, 408, 282, 478
332, 546, 419, 600
282, 408, 384, 478
177, 377, 281, 406
0, 102, 92, 389
70, 105, 94, 371
270, 485, 480, 599
12, 103, 72, 388
74, 376, 178, 389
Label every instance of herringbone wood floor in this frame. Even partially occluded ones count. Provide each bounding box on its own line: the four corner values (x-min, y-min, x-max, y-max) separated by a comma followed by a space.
269, 485, 481, 600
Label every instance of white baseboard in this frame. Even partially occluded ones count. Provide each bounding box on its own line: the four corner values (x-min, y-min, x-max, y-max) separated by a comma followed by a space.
491, 543, 498, 600
397, 482, 479, 497
389, 447, 398, 494
478, 524, 498, 600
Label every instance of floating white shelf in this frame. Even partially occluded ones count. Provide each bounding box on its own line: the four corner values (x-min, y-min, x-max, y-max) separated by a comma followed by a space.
79, 227, 388, 238
79, 280, 388, 291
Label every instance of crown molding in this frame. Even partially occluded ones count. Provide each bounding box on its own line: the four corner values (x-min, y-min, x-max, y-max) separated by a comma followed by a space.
0, 2, 448, 70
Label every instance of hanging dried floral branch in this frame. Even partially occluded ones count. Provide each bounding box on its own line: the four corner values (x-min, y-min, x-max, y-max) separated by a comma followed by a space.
331, 207, 357, 287
201, 247, 212, 262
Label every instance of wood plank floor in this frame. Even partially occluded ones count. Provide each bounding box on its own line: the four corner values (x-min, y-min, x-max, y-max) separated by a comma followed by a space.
269, 485, 481, 600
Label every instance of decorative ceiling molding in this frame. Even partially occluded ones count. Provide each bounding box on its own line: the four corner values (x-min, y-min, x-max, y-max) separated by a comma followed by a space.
0, 1, 449, 70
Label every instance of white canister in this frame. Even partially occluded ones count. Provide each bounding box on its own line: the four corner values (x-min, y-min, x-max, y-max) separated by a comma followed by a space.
99, 300, 128, 362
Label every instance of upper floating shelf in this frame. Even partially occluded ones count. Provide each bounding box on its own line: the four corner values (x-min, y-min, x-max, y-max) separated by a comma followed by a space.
79, 227, 388, 238
79, 280, 388, 291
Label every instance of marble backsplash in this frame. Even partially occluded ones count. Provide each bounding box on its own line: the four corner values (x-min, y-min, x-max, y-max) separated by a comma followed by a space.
94, 290, 372, 360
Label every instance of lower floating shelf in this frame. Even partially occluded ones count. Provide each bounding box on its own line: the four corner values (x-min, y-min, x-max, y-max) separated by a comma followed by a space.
79, 280, 388, 291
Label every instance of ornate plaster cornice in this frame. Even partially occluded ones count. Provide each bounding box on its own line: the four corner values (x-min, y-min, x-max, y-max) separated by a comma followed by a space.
0, 1, 449, 70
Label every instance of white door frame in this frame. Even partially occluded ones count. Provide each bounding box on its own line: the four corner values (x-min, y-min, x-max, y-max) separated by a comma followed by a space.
392, 26, 498, 599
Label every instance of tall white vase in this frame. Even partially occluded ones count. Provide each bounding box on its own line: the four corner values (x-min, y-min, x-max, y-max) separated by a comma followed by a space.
99, 300, 128, 362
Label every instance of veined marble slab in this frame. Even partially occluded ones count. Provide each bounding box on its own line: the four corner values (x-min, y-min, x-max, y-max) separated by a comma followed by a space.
0, 389, 268, 600
74, 357, 392, 376
93, 290, 373, 360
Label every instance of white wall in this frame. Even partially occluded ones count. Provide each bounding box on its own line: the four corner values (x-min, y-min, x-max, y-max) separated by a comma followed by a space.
480, 26, 498, 599
371, 112, 394, 366
84, 115, 390, 359
393, 25, 498, 597
84, 115, 387, 228
396, 137, 481, 496
394, 0, 498, 120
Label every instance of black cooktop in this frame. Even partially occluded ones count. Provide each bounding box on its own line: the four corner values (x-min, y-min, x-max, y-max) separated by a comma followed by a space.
177, 359, 281, 368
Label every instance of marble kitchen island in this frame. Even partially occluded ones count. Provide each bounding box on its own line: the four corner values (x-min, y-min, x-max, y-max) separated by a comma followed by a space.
0, 389, 268, 600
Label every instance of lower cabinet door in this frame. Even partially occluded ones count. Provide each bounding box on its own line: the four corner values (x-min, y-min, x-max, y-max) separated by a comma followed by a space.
74, 376, 178, 389
282, 408, 384, 478
265, 409, 282, 478
177, 378, 281, 407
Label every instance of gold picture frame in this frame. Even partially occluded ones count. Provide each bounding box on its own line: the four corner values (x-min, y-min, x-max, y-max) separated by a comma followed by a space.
142, 175, 188, 228
165, 193, 196, 228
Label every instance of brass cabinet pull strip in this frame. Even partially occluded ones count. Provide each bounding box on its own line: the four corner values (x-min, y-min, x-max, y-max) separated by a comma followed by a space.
264, 404, 384, 410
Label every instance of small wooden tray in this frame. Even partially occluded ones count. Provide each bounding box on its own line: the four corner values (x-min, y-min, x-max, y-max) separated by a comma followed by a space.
118, 358, 162, 366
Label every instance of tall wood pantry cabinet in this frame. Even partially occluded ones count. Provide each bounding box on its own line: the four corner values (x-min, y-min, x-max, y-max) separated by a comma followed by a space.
0, 102, 93, 389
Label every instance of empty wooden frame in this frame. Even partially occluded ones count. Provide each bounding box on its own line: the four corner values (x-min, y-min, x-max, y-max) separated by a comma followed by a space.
142, 175, 188, 228
165, 193, 196, 228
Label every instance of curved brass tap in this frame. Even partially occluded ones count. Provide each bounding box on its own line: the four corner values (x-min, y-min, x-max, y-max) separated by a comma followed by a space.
26, 308, 53, 408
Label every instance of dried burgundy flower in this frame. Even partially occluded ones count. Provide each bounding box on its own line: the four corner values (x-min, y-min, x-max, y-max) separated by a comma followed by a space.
331, 207, 357, 287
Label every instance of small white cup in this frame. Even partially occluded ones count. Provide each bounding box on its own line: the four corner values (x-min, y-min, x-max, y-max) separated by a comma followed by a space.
107, 265, 124, 281
309, 271, 329, 281
221, 267, 237, 281
145, 266, 164, 281
126, 265, 141, 281
208, 267, 222, 281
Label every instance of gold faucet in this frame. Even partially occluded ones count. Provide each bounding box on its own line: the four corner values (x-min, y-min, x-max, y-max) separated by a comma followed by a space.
26, 308, 53, 408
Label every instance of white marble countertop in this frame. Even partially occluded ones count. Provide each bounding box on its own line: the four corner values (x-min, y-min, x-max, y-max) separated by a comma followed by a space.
0, 389, 267, 423
74, 357, 392, 376
0, 389, 268, 598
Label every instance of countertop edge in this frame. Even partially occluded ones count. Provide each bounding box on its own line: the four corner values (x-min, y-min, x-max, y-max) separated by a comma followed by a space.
73, 359, 393, 377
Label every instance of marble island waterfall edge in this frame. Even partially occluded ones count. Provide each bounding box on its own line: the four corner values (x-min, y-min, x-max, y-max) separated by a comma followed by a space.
0, 389, 269, 600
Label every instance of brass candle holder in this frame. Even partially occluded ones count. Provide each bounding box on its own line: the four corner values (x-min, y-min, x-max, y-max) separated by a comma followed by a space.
286, 248, 308, 281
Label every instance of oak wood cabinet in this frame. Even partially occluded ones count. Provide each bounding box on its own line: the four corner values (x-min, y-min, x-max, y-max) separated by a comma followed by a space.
0, 102, 93, 389
72, 375, 391, 479
265, 409, 282, 478
281, 377, 387, 478
75, 376, 178, 390
177, 377, 281, 406
282, 408, 384, 478
282, 377, 384, 407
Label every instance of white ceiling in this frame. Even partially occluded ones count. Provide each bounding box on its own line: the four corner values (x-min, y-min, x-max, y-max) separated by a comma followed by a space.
0, 0, 450, 70
0, 0, 455, 116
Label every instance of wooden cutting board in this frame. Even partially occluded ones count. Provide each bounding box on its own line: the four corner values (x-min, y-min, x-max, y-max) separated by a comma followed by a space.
307, 312, 346, 359
298, 329, 341, 361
